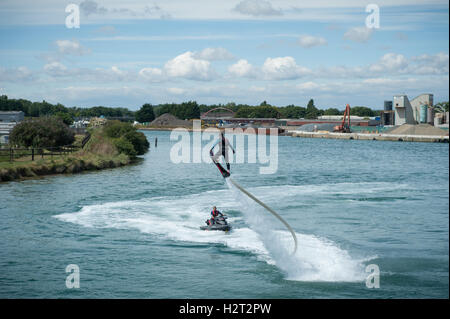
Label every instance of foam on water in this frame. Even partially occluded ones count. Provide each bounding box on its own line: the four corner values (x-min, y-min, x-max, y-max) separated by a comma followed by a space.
225, 179, 370, 282
54, 182, 380, 282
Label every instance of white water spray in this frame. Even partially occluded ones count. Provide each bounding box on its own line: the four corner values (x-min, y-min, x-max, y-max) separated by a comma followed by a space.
228, 177, 298, 254
225, 178, 368, 281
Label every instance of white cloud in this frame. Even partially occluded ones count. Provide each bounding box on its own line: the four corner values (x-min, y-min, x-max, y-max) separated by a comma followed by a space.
79, 0, 171, 19
138, 67, 163, 81
79, 0, 107, 16
262, 56, 311, 80
343, 27, 373, 43
42, 62, 133, 82
43, 62, 68, 76
167, 87, 186, 95
164, 51, 214, 80
411, 52, 449, 74
51, 86, 145, 102
233, 0, 282, 16
229, 56, 311, 80
296, 81, 320, 90
249, 85, 266, 92
362, 77, 418, 85
228, 59, 255, 77
55, 40, 90, 56
369, 53, 408, 73
193, 47, 234, 61
298, 35, 327, 48
0, 66, 34, 82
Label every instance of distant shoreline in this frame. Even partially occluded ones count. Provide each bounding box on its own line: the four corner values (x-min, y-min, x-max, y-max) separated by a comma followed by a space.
289, 131, 449, 143
138, 126, 290, 135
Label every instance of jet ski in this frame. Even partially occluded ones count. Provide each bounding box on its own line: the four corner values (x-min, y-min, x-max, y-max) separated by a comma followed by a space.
200, 216, 231, 232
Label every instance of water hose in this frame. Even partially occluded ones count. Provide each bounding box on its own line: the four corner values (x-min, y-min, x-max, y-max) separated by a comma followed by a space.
228, 177, 298, 254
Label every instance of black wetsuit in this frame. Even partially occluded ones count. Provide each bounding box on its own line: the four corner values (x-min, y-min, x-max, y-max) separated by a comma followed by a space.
210, 133, 235, 178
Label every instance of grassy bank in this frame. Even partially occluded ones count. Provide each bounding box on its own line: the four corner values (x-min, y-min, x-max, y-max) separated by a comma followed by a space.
0, 126, 135, 182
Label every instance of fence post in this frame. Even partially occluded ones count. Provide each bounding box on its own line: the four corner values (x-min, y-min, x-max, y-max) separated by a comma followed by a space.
32, 148, 34, 161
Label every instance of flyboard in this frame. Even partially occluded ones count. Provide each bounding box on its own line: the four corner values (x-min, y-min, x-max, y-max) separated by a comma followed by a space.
211, 156, 298, 255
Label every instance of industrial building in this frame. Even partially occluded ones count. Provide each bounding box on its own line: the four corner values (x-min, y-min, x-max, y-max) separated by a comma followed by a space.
410, 94, 434, 124
0, 111, 24, 145
380, 93, 449, 128
0, 111, 24, 123
393, 94, 416, 125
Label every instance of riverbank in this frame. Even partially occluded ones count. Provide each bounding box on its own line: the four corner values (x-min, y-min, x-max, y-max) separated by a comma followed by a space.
0, 152, 131, 182
0, 123, 147, 182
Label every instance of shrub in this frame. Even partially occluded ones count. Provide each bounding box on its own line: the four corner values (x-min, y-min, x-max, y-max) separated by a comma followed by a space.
104, 120, 135, 138
104, 120, 149, 157
113, 137, 137, 157
10, 116, 75, 148
55, 112, 74, 125
123, 131, 149, 155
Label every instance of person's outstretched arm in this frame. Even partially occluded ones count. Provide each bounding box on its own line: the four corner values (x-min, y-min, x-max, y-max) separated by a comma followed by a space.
226, 138, 236, 154
209, 138, 220, 155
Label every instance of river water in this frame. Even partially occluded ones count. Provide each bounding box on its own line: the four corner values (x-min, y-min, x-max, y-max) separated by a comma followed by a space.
0, 131, 448, 298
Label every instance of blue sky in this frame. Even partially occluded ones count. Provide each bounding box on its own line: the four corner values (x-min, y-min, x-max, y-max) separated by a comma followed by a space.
0, 0, 448, 110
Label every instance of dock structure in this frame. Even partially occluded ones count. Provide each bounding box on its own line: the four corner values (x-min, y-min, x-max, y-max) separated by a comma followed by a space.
289, 130, 449, 143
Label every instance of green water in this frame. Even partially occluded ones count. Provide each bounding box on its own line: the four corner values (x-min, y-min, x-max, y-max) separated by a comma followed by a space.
0, 131, 448, 298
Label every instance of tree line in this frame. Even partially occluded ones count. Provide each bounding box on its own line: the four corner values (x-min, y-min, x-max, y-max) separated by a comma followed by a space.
6, 95, 447, 123
223, 100, 380, 119
0, 95, 135, 125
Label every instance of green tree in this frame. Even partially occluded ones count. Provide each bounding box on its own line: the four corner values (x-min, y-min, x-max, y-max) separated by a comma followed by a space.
55, 112, 74, 125
324, 108, 341, 116
434, 101, 449, 112
123, 130, 150, 155
9, 116, 75, 148
350, 106, 375, 117
235, 105, 280, 118
104, 120, 149, 157
305, 99, 319, 119
135, 103, 155, 123
104, 120, 135, 138
235, 107, 253, 118
180, 101, 200, 119
113, 137, 137, 157
278, 105, 306, 118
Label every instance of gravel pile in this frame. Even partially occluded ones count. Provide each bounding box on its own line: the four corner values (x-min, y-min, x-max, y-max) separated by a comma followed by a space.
149, 113, 192, 128
386, 124, 448, 136
297, 123, 336, 132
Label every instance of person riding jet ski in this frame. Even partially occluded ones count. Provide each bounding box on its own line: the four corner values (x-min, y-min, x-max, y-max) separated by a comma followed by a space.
201, 206, 231, 231
206, 206, 224, 225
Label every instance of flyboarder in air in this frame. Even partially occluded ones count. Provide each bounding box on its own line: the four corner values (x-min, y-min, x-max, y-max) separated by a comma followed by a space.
210, 131, 235, 178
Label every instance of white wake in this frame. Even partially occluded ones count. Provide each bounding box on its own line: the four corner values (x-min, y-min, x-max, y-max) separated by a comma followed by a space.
54, 182, 383, 282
